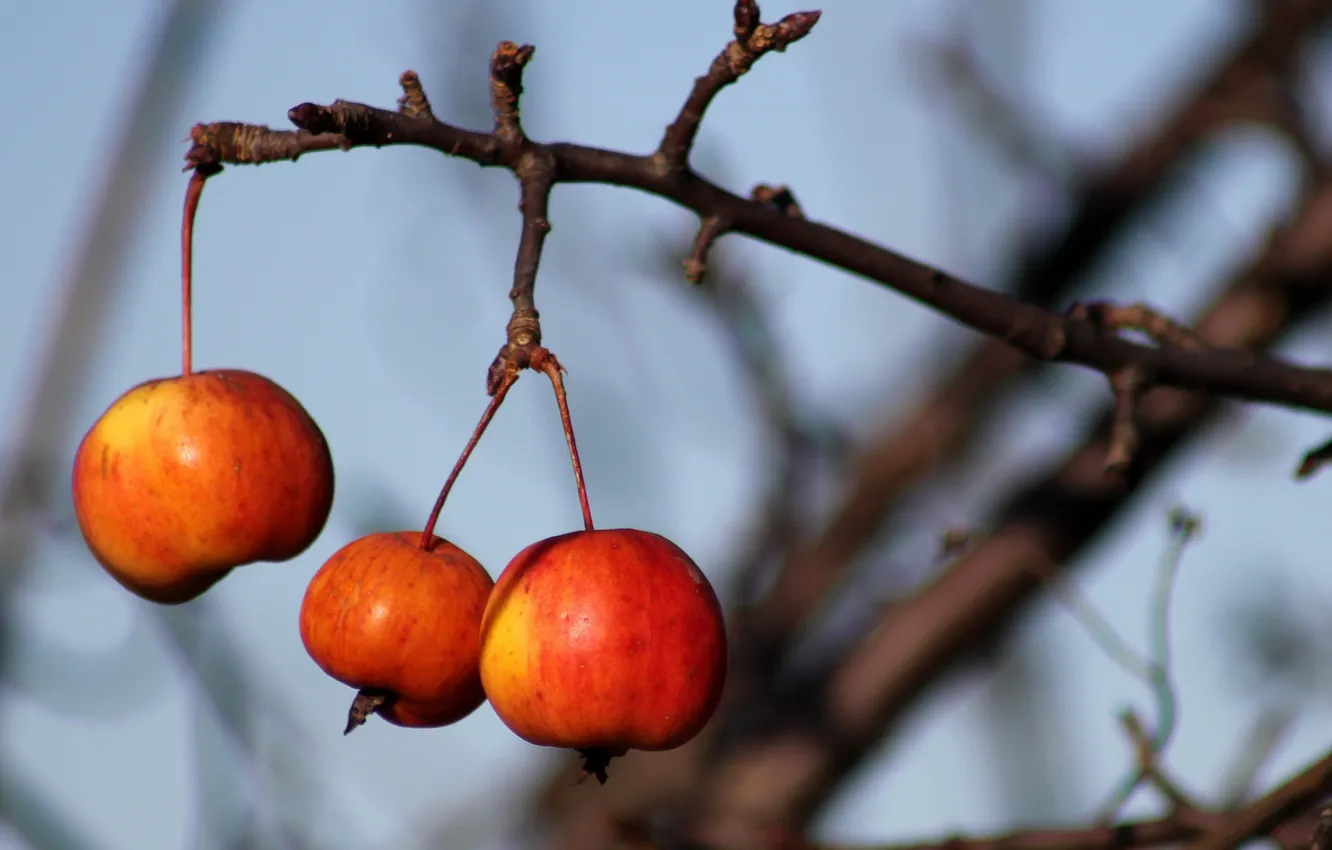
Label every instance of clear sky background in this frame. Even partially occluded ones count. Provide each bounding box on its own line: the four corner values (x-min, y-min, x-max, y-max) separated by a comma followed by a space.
5, 1, 1332, 849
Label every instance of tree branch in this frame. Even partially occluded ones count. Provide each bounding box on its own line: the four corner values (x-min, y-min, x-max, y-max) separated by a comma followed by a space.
185, 19, 1332, 424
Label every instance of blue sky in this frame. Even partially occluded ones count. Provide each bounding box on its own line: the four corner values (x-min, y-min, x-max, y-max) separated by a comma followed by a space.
6, 1, 1332, 849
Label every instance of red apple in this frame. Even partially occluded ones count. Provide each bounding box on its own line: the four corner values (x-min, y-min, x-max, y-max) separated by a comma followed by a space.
479, 528, 727, 776
71, 369, 334, 604
300, 530, 494, 730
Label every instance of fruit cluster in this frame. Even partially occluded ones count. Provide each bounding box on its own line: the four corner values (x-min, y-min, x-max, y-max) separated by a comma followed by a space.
70, 165, 727, 782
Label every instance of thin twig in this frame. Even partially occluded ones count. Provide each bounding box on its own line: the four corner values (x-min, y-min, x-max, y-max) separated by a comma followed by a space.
684, 215, 731, 284
1149, 506, 1199, 757
1124, 709, 1196, 812
1098, 708, 1197, 822
1069, 302, 1207, 351
490, 41, 535, 144
1029, 560, 1154, 683
656, 1, 821, 171
1218, 705, 1298, 807
1044, 508, 1196, 821
1296, 437, 1332, 480
487, 167, 554, 393
1105, 367, 1145, 475
915, 32, 1071, 180
474, 41, 563, 399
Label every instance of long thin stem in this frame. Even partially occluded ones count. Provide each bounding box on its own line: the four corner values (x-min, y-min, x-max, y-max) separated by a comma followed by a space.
180, 169, 211, 376
418, 370, 519, 550
541, 359, 593, 532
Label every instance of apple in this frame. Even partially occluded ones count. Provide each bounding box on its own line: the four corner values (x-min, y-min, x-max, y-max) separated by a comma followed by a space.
71, 369, 335, 603
479, 528, 727, 780
70, 169, 335, 603
300, 530, 494, 731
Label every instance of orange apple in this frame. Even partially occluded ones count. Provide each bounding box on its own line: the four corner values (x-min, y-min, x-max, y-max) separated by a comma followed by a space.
300, 531, 494, 730
71, 369, 334, 603
479, 528, 727, 778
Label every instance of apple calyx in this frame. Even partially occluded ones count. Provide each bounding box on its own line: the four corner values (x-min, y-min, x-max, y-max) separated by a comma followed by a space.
299, 531, 493, 734
576, 746, 629, 785
345, 689, 389, 735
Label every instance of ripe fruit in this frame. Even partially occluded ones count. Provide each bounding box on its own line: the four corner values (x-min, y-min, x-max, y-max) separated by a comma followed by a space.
71, 167, 334, 604
479, 528, 727, 776
296, 366, 514, 735
72, 369, 334, 604
300, 531, 494, 731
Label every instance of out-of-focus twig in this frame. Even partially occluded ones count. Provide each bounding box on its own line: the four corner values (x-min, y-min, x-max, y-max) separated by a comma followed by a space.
1096, 507, 1200, 821
914, 31, 1073, 180
0, 761, 105, 850
1218, 705, 1298, 807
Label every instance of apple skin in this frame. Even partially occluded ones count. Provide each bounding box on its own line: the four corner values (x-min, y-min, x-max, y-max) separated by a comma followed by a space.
299, 531, 495, 728
479, 528, 727, 752
71, 369, 334, 604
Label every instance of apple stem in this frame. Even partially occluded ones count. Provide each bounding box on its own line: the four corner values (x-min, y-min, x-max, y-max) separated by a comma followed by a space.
419, 368, 519, 550
180, 168, 214, 377
540, 358, 594, 532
